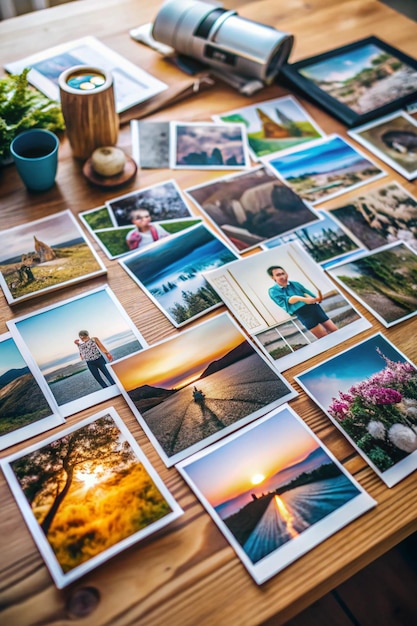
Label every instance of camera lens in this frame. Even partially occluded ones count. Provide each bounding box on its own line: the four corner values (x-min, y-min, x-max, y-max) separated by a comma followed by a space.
152, 0, 293, 84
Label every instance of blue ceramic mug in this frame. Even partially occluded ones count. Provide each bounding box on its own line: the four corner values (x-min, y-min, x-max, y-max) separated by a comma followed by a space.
10, 129, 59, 192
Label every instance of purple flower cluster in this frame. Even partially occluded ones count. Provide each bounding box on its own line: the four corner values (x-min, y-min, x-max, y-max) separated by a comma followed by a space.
364, 387, 402, 405
328, 352, 416, 422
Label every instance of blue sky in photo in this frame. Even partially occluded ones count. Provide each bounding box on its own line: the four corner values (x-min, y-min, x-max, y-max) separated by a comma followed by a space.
267, 136, 368, 179
297, 335, 409, 408
220, 96, 317, 133
0, 337, 26, 376
13, 289, 138, 374
300, 44, 391, 83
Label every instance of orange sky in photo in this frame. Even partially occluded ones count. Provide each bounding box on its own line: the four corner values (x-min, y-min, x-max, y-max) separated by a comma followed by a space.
111, 314, 245, 391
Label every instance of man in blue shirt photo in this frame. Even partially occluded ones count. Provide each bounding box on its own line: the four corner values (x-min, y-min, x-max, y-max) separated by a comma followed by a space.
267, 266, 338, 339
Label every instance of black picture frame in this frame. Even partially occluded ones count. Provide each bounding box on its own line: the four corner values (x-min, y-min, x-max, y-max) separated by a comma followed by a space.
280, 36, 417, 127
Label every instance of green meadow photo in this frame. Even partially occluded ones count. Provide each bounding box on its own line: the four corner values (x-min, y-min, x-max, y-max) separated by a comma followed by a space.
0, 210, 106, 305
327, 242, 417, 327
215, 95, 324, 160
0, 333, 62, 450
93, 217, 202, 259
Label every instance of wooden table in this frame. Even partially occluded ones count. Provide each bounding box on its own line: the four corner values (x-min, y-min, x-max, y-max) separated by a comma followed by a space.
1, 1, 417, 624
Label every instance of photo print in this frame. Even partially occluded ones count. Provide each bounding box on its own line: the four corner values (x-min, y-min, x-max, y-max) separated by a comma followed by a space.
213, 95, 324, 161
109, 312, 296, 466
0, 210, 106, 306
106, 179, 192, 227
262, 209, 363, 268
281, 36, 417, 126
204, 242, 370, 370
177, 404, 376, 584
131, 120, 170, 169
119, 222, 239, 328
327, 241, 417, 327
348, 111, 417, 180
79, 205, 114, 233
296, 333, 417, 487
5, 36, 168, 113
326, 181, 417, 251
0, 407, 182, 588
170, 121, 251, 170
86, 218, 202, 260
261, 134, 386, 205
0, 332, 63, 451
185, 165, 320, 253
7, 286, 147, 417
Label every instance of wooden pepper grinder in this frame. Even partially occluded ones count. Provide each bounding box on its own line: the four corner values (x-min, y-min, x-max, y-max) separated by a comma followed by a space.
58, 65, 119, 160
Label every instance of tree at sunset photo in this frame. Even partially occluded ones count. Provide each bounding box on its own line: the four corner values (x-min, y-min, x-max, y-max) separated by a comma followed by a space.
3, 410, 180, 585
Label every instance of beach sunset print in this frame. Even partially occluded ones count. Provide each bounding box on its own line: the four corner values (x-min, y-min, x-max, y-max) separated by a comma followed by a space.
179, 406, 368, 573
110, 313, 294, 465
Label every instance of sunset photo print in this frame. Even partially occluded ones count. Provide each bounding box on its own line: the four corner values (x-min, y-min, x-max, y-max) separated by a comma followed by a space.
1, 407, 182, 588
109, 312, 296, 466
177, 405, 375, 584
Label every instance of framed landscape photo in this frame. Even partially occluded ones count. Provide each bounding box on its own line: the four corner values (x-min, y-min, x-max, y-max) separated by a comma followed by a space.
0, 407, 182, 588
280, 36, 417, 127
177, 404, 376, 584
109, 312, 296, 467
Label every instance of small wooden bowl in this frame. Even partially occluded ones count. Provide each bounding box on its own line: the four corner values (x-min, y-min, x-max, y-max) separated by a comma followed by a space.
83, 154, 138, 188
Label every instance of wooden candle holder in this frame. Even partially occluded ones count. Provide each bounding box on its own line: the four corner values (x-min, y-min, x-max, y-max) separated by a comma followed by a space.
58, 65, 119, 160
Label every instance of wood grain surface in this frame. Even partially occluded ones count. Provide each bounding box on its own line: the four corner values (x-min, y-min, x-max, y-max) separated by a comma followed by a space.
0, 1, 417, 625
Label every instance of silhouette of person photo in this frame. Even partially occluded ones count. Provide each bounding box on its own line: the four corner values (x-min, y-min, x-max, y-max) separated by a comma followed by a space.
192, 386, 205, 404
74, 330, 115, 388
267, 266, 338, 339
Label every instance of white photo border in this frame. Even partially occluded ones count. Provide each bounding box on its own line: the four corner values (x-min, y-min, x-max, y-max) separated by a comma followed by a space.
109, 311, 297, 467
295, 332, 417, 487
177, 403, 376, 585
0, 406, 183, 588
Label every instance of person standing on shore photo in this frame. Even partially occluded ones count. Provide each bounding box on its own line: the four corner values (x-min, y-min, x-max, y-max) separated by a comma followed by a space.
267, 266, 338, 339
74, 330, 115, 388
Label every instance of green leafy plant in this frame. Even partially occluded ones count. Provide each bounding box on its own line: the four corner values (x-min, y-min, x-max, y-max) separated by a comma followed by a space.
0, 68, 65, 160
